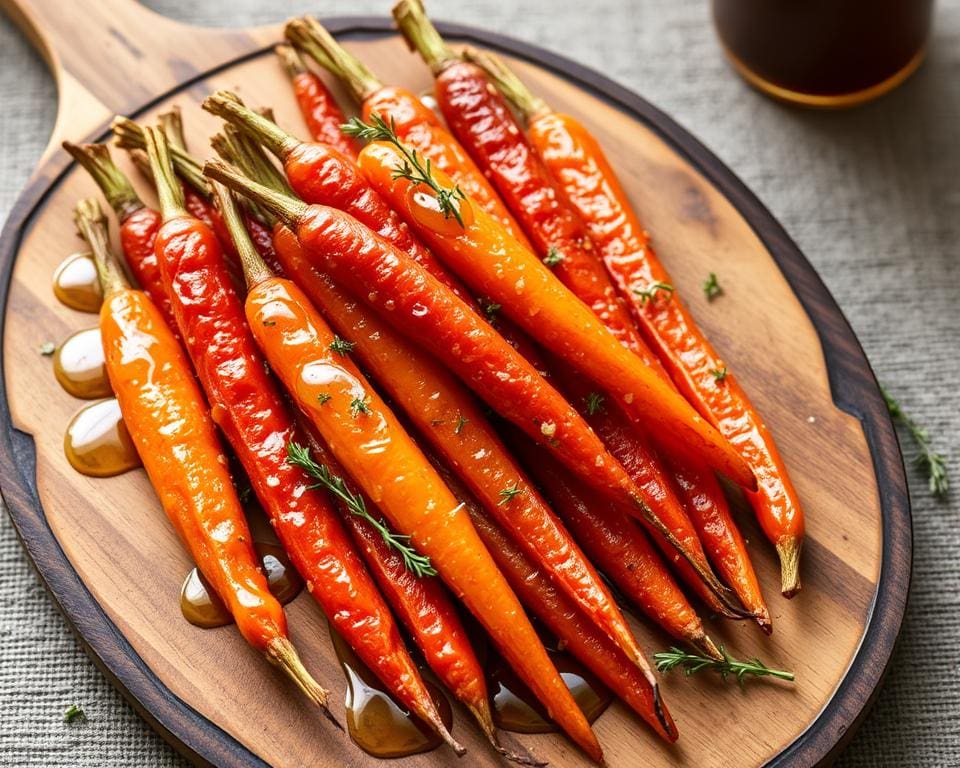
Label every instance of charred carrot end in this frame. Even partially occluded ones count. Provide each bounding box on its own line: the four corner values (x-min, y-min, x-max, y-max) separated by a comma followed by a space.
266, 637, 342, 730
778, 536, 803, 598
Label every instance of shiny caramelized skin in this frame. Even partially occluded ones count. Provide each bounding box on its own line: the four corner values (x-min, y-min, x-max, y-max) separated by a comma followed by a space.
115, 205, 178, 330
100, 288, 285, 651
461, 486, 678, 743
361, 84, 531, 248
152, 213, 444, 734
529, 110, 803, 594
356, 141, 756, 491
272, 222, 649, 681
435, 59, 644, 353
244, 274, 602, 761
293, 70, 360, 156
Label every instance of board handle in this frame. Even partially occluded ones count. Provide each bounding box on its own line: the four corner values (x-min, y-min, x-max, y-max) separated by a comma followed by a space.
0, 0, 261, 166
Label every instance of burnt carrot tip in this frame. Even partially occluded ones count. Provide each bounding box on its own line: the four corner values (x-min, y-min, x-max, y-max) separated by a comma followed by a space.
777, 537, 803, 598
265, 636, 342, 730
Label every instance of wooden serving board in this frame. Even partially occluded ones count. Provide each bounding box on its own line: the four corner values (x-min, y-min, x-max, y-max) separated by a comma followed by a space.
0, 1, 911, 766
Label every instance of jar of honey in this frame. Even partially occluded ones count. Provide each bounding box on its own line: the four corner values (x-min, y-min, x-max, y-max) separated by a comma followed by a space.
712, 0, 935, 108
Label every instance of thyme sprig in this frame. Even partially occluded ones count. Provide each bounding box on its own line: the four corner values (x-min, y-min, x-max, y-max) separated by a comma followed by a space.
342, 113, 466, 226
287, 442, 436, 576
881, 385, 949, 498
634, 281, 674, 306
654, 646, 795, 685
498, 481, 524, 505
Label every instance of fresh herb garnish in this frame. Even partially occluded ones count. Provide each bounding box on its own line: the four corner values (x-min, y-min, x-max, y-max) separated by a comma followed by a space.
703, 272, 722, 301
316, 393, 332, 405
343, 113, 467, 226
654, 646, 794, 685
882, 385, 949, 497
349, 395, 371, 418
287, 442, 436, 576
328, 335, 355, 356
543, 246, 565, 267
63, 704, 85, 722
39, 341, 56, 356
711, 366, 728, 382
498, 482, 523, 505
634, 281, 674, 306
481, 299, 501, 322
584, 392, 605, 415
454, 414, 469, 435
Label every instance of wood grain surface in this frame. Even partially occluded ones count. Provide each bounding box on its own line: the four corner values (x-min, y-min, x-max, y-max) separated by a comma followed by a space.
0, 2, 911, 767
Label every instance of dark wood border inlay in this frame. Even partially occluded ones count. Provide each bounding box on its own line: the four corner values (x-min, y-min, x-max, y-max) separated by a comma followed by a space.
0, 17, 911, 768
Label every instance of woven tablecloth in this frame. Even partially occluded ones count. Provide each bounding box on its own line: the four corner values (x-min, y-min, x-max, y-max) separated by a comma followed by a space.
1, 1, 957, 765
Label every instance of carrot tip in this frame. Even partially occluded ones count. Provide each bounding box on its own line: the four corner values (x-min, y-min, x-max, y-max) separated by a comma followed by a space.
694, 634, 725, 662
756, 610, 774, 635
265, 636, 342, 730
776, 537, 803, 598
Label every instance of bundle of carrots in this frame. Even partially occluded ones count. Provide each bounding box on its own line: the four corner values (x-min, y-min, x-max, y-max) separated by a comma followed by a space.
59, 4, 803, 763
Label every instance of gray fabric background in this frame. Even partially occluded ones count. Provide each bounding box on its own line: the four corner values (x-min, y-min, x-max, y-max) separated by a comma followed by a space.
1, 1, 957, 766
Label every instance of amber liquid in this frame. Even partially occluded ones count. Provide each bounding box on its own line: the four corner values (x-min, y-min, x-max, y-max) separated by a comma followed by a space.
53, 327, 112, 400
53, 252, 103, 313
64, 399, 141, 477
713, 0, 933, 106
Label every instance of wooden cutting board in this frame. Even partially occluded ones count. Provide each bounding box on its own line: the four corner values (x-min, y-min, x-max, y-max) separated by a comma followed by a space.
0, 1, 911, 766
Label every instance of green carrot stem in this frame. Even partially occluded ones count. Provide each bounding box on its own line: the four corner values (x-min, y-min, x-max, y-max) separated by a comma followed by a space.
275, 43, 308, 79
203, 161, 308, 228
284, 17, 382, 103
201, 91, 299, 162
142, 126, 187, 221
73, 197, 128, 295
392, 0, 458, 74
210, 179, 273, 291
62, 142, 143, 222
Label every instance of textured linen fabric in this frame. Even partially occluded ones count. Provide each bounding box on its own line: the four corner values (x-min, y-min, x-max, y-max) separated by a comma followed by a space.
1, 1, 957, 765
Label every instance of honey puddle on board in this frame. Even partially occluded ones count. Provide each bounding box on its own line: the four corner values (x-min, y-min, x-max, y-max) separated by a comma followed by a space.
180, 542, 303, 628
53, 252, 102, 313
53, 327, 111, 399
64, 398, 140, 477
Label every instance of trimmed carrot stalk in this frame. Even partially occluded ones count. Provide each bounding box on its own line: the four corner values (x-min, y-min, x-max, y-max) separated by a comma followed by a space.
453, 474, 678, 743
74, 197, 335, 723
63, 142, 177, 332
275, 43, 360, 157
475, 52, 804, 596
284, 16, 531, 248
206, 164, 601, 762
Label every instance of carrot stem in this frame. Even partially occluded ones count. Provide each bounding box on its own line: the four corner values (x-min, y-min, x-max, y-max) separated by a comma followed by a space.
202, 91, 299, 161
157, 106, 187, 152
141, 126, 187, 220
210, 180, 273, 291
463, 47, 549, 124
393, 0, 458, 74
73, 198, 128, 295
203, 161, 307, 228
63, 143, 143, 222
285, 16, 382, 102
112, 116, 211, 201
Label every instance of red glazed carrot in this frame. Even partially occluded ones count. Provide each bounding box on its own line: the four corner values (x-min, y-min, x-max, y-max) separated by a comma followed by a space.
141, 127, 461, 748
352, 134, 754, 493
75, 197, 334, 720
63, 142, 177, 332
204, 162, 601, 762
478, 54, 804, 596
205, 163, 742, 617
285, 16, 531, 247
452, 472, 677, 743
275, 43, 360, 157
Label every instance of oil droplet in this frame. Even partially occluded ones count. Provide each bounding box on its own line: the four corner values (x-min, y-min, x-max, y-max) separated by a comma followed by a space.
330, 628, 453, 758
53, 327, 111, 399
53, 252, 102, 312
180, 542, 303, 628
489, 647, 611, 733
64, 399, 141, 477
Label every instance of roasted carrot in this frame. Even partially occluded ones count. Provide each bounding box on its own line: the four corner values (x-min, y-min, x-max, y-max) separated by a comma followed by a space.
275, 43, 360, 157
284, 16, 531, 247
204, 161, 601, 762
476, 52, 804, 596
219, 137, 657, 684
74, 196, 334, 720
141, 127, 467, 749
204, 163, 742, 618
349, 130, 754, 493
451, 472, 677, 743
63, 142, 176, 332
